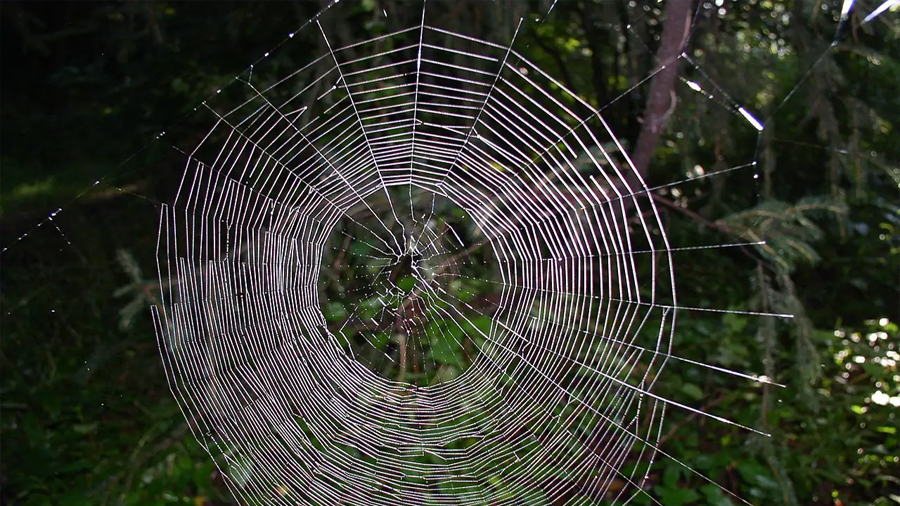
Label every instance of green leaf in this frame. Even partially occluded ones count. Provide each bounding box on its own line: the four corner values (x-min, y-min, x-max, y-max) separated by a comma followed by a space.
171, 77, 190, 94
662, 464, 681, 487
349, 241, 371, 256
463, 316, 492, 344
700, 484, 734, 506
681, 383, 705, 401
396, 276, 416, 292
722, 312, 748, 333
736, 460, 780, 491
73, 422, 98, 435
324, 302, 347, 322
655, 486, 700, 506
370, 332, 390, 348
428, 333, 464, 366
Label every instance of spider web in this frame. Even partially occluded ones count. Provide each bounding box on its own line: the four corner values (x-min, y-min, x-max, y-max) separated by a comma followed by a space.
1, 0, 895, 505
150, 3, 782, 505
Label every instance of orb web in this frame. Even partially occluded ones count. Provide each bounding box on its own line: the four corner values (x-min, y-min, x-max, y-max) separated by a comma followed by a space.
153, 10, 679, 506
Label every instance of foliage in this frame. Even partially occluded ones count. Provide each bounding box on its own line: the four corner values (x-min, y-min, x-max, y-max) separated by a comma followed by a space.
1, 1, 898, 505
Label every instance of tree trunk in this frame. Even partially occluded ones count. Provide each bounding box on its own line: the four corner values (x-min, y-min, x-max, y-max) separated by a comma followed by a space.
629, 0, 693, 180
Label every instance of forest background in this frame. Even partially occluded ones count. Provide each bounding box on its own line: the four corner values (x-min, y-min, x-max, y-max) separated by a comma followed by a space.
0, 1, 897, 505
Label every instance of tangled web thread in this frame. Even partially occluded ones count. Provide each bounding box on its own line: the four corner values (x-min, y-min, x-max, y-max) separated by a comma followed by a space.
154, 9, 684, 506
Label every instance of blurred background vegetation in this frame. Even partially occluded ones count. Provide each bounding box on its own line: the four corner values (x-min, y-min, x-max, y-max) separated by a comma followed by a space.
0, 1, 897, 505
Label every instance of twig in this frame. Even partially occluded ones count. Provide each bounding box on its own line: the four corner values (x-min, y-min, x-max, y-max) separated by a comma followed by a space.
651, 193, 734, 235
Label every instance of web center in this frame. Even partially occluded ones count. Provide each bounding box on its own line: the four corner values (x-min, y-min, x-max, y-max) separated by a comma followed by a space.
317, 189, 501, 385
